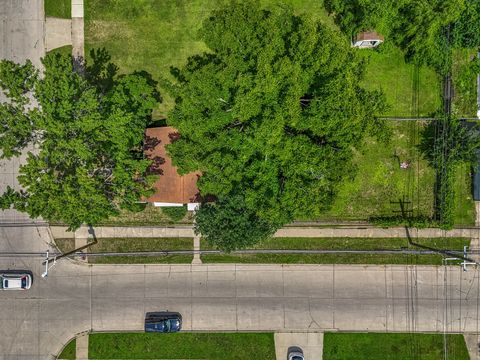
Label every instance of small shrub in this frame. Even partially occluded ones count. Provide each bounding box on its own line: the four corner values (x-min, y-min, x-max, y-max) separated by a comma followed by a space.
123, 202, 147, 213
162, 206, 187, 222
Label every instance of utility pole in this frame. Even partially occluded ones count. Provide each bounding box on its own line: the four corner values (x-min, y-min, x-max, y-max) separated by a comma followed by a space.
41, 225, 98, 278
41, 250, 57, 278
461, 245, 476, 272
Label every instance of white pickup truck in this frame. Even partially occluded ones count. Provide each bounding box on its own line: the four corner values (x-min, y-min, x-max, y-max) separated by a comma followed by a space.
0, 272, 32, 290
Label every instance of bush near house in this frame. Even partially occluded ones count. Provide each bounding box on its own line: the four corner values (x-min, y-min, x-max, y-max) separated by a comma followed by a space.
161, 206, 188, 222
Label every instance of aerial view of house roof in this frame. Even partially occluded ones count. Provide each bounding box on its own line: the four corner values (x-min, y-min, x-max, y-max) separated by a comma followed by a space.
144, 127, 200, 205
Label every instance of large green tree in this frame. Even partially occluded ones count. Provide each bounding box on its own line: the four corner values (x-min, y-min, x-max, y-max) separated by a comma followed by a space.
166, 1, 387, 249
453, 0, 480, 48
194, 195, 277, 251
325, 0, 465, 73
0, 50, 160, 229
420, 117, 480, 228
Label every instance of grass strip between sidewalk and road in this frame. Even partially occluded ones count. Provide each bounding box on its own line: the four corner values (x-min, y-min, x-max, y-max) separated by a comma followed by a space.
201, 237, 470, 265
55, 237, 193, 264
87, 332, 275, 359
45, 0, 71, 18
57, 338, 76, 359
323, 332, 469, 360
55, 236, 470, 265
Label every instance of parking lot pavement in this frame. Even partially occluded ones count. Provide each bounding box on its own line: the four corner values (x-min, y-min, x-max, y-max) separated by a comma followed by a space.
274, 332, 324, 360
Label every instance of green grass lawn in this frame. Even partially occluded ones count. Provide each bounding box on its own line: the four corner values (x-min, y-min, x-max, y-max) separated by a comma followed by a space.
85, 0, 437, 118
45, 0, 71, 18
99, 204, 194, 226
315, 120, 474, 225
454, 163, 476, 226
84, 0, 332, 116
452, 48, 479, 118
55, 237, 194, 264
47, 45, 73, 57
360, 43, 441, 117
88, 332, 275, 359
317, 121, 436, 221
57, 338, 76, 359
323, 332, 469, 360
201, 237, 470, 265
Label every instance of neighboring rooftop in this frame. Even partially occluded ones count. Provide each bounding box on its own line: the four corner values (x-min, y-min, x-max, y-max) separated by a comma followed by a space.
352, 31, 384, 48
144, 127, 200, 205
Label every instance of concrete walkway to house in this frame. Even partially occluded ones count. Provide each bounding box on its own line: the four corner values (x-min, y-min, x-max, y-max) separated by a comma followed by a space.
71, 0, 84, 59
192, 235, 202, 264
275, 332, 324, 360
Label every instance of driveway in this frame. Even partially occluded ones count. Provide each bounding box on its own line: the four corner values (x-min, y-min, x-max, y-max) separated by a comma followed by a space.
275, 332, 324, 360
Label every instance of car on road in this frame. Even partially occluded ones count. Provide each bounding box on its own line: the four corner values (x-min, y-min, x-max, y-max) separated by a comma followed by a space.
0, 272, 32, 290
145, 312, 182, 333
288, 346, 304, 360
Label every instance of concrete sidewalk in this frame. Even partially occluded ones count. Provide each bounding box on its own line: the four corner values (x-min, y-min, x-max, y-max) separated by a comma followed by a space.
71, 0, 84, 60
50, 224, 478, 239
51, 225, 195, 239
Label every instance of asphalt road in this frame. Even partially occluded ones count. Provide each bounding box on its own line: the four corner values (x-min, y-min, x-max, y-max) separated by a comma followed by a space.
1, 224, 479, 359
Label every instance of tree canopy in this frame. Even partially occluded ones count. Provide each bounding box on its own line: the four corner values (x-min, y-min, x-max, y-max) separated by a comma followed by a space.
167, 1, 387, 249
194, 195, 277, 252
0, 50, 160, 229
325, 0, 470, 73
453, 0, 480, 48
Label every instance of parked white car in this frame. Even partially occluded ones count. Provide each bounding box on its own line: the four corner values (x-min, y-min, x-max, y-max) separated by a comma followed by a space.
0, 272, 32, 290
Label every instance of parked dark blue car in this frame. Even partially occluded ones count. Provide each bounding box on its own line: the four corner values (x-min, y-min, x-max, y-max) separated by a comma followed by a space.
144, 312, 182, 333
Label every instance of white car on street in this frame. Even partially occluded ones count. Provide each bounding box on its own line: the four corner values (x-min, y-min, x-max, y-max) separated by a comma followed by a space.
0, 272, 32, 290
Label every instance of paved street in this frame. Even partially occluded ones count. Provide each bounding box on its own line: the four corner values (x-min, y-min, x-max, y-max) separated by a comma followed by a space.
1, 226, 480, 359
0, 0, 44, 69
0, 0, 44, 224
